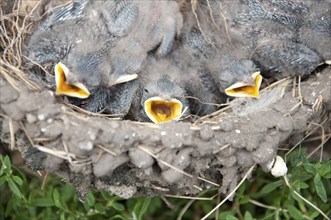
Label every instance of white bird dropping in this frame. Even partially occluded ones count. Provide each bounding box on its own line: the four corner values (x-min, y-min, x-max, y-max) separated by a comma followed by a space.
271, 155, 288, 177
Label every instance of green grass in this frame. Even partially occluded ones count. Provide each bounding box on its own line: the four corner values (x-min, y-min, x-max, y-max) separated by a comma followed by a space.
0, 148, 330, 220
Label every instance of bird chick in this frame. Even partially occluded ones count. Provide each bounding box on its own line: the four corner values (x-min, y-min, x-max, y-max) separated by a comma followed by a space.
54, 40, 113, 99
27, 0, 143, 100
170, 36, 226, 116
197, 0, 325, 80
28, 0, 183, 101
130, 58, 190, 124
102, 0, 183, 76
107, 0, 184, 82
177, 12, 262, 100
212, 57, 262, 98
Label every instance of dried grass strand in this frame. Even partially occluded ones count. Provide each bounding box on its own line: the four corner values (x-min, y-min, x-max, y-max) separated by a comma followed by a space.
201, 164, 256, 220
283, 174, 330, 220
191, 0, 214, 46
96, 144, 117, 156
285, 117, 328, 160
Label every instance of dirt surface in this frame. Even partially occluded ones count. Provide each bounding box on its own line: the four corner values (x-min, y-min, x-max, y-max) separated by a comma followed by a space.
1, 68, 330, 199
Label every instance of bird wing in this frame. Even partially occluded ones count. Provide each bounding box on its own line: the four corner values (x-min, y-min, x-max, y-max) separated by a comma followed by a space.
40, 0, 88, 30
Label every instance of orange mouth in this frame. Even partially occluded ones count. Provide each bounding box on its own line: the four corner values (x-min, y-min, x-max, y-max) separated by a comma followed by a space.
54, 62, 90, 98
225, 72, 262, 98
144, 97, 183, 123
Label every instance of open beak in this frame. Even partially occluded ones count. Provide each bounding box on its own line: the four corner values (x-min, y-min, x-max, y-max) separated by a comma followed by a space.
225, 72, 262, 98
144, 97, 183, 124
54, 62, 90, 98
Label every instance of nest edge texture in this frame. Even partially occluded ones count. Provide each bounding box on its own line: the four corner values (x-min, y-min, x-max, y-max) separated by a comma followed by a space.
0, 69, 330, 199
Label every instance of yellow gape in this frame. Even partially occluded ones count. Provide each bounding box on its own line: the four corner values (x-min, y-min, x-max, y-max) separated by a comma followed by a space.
54, 62, 90, 98
225, 72, 262, 98
144, 97, 183, 124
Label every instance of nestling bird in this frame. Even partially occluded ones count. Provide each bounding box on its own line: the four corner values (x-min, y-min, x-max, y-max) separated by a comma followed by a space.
27, 0, 330, 119
176, 9, 263, 99
27, 0, 133, 99
27, 0, 183, 114
106, 0, 183, 81
170, 34, 226, 116
211, 57, 262, 98
197, 0, 328, 79
129, 57, 190, 124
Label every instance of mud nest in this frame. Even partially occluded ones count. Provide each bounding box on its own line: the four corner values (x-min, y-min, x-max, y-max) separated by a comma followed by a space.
1, 1, 330, 200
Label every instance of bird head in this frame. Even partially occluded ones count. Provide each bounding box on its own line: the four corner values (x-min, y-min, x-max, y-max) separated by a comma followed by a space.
224, 71, 262, 98
54, 40, 141, 99
55, 62, 91, 98
142, 75, 188, 124
218, 59, 262, 98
